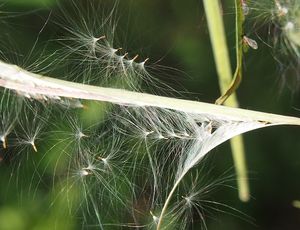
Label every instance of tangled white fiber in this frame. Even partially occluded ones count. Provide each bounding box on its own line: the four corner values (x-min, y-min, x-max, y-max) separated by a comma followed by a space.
1, 0, 300, 229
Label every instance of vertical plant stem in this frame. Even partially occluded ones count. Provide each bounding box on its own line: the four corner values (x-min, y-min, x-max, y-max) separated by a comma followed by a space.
215, 0, 244, 105
203, 0, 250, 201
203, 0, 232, 96
230, 135, 249, 202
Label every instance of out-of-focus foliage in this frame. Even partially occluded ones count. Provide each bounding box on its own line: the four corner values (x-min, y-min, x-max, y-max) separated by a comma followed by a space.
0, 0, 300, 229
0, 0, 56, 7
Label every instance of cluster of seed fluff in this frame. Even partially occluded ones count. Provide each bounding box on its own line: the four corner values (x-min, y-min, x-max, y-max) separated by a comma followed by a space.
52, 0, 162, 92
0, 88, 263, 229
0, 1, 267, 229
245, 0, 299, 50
244, 0, 300, 90
273, 0, 300, 53
109, 106, 264, 229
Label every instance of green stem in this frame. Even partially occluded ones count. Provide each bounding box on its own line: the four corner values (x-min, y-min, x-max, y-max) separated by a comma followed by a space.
230, 135, 249, 202
215, 0, 244, 105
203, 0, 250, 201
203, 0, 233, 101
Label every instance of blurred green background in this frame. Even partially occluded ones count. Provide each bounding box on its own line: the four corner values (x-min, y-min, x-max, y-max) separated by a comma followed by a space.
1, 0, 300, 229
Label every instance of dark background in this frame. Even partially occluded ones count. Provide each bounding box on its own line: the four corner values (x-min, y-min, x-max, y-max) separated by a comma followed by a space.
0, 0, 300, 229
